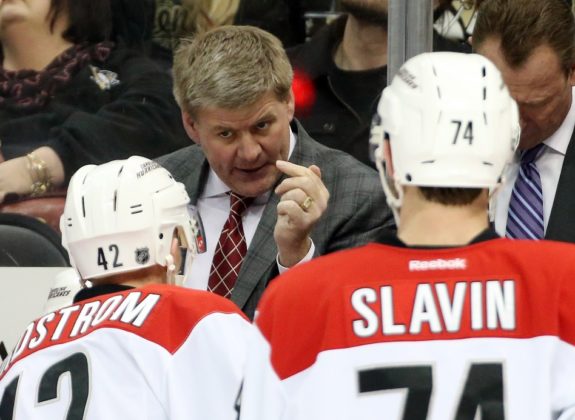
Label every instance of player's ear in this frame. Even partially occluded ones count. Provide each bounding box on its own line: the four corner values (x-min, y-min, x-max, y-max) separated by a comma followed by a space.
383, 139, 395, 178
181, 111, 201, 145
170, 230, 183, 273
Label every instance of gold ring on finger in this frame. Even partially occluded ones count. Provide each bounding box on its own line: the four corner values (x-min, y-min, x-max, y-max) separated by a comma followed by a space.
300, 195, 314, 211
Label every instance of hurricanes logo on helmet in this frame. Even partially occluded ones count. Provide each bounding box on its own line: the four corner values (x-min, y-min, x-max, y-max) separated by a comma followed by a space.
135, 248, 150, 265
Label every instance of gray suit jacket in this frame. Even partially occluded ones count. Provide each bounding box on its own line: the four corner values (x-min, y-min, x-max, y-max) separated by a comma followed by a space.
157, 121, 394, 318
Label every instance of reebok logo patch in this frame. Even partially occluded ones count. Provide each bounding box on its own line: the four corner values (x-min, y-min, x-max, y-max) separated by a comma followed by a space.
408, 258, 467, 271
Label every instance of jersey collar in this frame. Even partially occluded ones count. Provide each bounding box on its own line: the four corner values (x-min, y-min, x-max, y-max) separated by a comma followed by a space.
377, 227, 500, 249
74, 284, 134, 303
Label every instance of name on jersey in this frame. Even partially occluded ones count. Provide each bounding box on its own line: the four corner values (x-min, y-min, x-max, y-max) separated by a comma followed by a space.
351, 280, 515, 338
0, 291, 160, 375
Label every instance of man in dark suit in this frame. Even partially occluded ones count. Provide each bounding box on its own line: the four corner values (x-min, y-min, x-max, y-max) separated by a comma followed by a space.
157, 25, 394, 319
473, 0, 575, 242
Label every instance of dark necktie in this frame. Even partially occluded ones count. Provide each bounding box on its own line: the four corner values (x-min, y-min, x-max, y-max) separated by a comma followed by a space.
208, 192, 253, 298
506, 143, 545, 239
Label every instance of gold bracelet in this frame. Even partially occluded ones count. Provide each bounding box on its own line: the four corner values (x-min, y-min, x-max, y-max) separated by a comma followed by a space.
26, 153, 52, 197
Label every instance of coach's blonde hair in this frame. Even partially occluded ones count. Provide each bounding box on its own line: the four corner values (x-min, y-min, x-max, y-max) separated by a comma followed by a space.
172, 25, 293, 116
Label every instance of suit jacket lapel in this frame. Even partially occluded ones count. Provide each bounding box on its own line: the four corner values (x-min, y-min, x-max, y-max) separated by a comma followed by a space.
231, 122, 315, 309
157, 145, 210, 205
185, 156, 210, 204
231, 191, 281, 308
546, 125, 575, 241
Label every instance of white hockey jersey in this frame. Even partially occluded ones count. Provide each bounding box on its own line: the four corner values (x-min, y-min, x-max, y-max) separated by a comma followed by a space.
0, 284, 285, 420
256, 235, 575, 420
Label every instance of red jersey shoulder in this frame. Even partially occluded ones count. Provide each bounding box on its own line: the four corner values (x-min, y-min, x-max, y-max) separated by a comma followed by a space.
257, 238, 575, 380
261, 245, 376, 308
143, 284, 247, 323
261, 237, 575, 329
261, 237, 575, 313
131, 284, 248, 354
1, 285, 247, 377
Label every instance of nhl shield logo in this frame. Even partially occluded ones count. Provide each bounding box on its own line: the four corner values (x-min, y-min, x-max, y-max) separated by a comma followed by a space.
135, 248, 150, 265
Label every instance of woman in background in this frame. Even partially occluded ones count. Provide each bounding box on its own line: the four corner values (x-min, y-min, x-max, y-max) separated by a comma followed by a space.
0, 0, 189, 203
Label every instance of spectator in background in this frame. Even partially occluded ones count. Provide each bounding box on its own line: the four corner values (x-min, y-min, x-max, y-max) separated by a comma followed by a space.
234, 0, 336, 48
112, 0, 155, 51
288, 0, 470, 167
0, 0, 188, 204
157, 25, 393, 319
149, 0, 340, 66
234, 0, 306, 48
433, 0, 482, 47
473, 0, 575, 242
151, 0, 239, 68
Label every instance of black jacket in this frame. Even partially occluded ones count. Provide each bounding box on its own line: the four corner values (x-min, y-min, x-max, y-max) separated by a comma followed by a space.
0, 45, 189, 181
287, 16, 385, 166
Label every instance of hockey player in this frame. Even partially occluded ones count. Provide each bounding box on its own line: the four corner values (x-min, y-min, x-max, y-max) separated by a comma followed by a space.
254, 52, 575, 419
0, 156, 285, 419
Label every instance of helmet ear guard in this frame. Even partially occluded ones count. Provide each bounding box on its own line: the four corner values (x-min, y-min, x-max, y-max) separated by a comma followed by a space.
370, 93, 404, 225
60, 156, 206, 282
370, 52, 519, 224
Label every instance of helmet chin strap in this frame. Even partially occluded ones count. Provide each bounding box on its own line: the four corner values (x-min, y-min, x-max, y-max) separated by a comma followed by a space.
165, 254, 177, 286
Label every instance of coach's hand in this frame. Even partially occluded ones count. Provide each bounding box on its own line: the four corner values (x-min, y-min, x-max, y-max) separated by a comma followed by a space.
273, 160, 329, 267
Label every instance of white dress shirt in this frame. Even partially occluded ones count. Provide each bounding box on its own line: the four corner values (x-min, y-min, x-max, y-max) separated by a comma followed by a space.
184, 129, 315, 290
492, 88, 575, 236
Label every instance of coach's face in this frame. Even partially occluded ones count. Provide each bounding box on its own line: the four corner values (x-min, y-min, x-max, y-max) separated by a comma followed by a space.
182, 91, 295, 198
477, 37, 575, 150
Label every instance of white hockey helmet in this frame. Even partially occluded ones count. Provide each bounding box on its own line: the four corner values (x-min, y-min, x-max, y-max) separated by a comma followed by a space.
370, 52, 519, 214
60, 156, 206, 281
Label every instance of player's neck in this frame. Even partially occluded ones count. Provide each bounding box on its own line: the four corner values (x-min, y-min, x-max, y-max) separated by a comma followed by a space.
397, 189, 490, 247
96, 266, 167, 288
334, 16, 388, 71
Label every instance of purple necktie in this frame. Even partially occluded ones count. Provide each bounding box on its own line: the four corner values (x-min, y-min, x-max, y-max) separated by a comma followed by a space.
506, 143, 545, 239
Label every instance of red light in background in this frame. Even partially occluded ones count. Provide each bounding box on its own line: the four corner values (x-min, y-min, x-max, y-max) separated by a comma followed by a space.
292, 69, 316, 115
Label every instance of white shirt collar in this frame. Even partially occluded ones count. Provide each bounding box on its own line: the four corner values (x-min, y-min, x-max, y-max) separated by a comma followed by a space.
543, 86, 575, 156
202, 128, 297, 199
